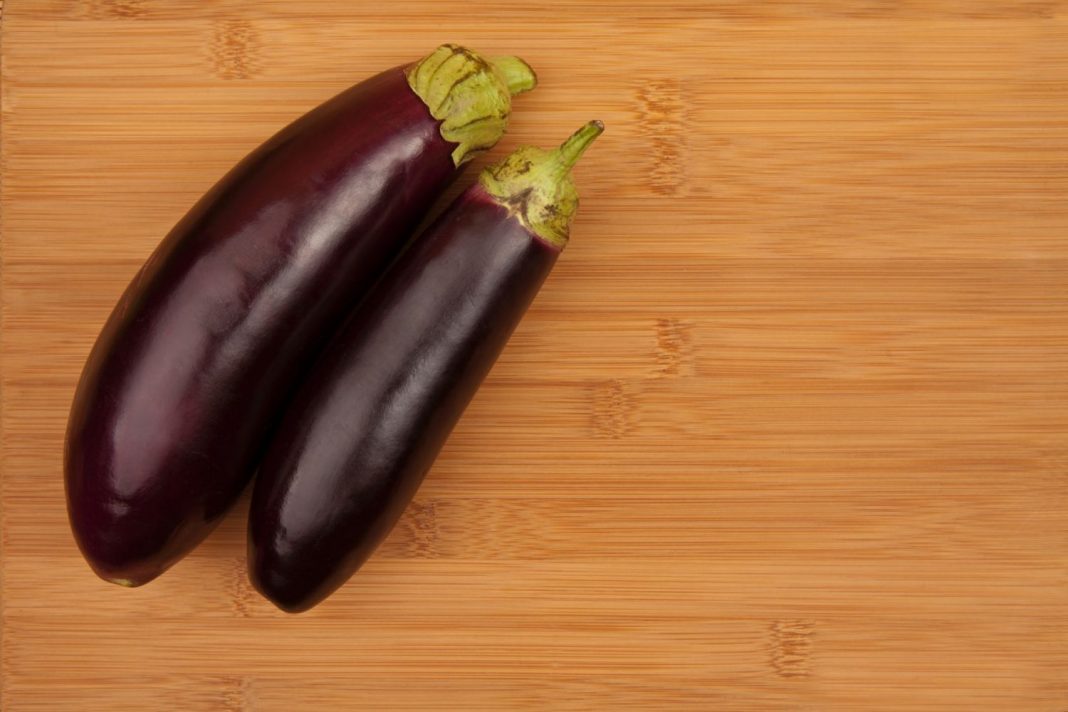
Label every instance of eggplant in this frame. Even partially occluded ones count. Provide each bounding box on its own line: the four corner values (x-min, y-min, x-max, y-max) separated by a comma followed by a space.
65, 44, 536, 587
249, 121, 604, 612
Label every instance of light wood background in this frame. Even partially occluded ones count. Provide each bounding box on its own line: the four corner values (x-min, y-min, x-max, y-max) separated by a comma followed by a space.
2, 1, 1067, 709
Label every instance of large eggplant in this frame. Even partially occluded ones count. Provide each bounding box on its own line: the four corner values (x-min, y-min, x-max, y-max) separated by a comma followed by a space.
249, 121, 604, 612
65, 44, 536, 587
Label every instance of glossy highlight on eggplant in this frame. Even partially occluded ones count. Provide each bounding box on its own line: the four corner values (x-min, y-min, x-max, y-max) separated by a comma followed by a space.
65, 45, 536, 587
249, 121, 604, 612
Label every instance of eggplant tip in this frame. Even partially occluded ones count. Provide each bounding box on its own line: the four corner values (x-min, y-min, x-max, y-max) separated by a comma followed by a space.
271, 599, 315, 615
106, 577, 138, 588
89, 559, 159, 587
249, 565, 321, 614
259, 587, 319, 615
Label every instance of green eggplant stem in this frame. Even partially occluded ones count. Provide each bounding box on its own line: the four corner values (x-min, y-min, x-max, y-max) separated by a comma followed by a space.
407, 44, 537, 166
479, 120, 605, 247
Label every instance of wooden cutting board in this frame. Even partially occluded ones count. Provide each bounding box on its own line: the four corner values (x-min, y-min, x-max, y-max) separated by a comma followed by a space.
2, 2, 1066, 709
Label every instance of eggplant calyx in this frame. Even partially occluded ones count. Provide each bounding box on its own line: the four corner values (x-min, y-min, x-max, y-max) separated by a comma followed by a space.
479, 120, 604, 248
407, 44, 537, 166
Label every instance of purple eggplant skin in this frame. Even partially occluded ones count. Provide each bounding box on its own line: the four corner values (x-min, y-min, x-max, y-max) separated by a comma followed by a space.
65, 46, 535, 587
248, 187, 555, 612
249, 122, 604, 612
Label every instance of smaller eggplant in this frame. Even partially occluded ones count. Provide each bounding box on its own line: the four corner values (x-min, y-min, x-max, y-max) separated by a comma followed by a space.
249, 121, 604, 612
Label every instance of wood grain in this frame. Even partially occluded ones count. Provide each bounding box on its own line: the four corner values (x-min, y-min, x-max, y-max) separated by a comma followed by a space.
2, 1, 1067, 709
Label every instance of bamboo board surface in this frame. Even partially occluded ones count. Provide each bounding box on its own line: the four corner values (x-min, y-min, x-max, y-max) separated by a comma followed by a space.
2, 1, 1067, 709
